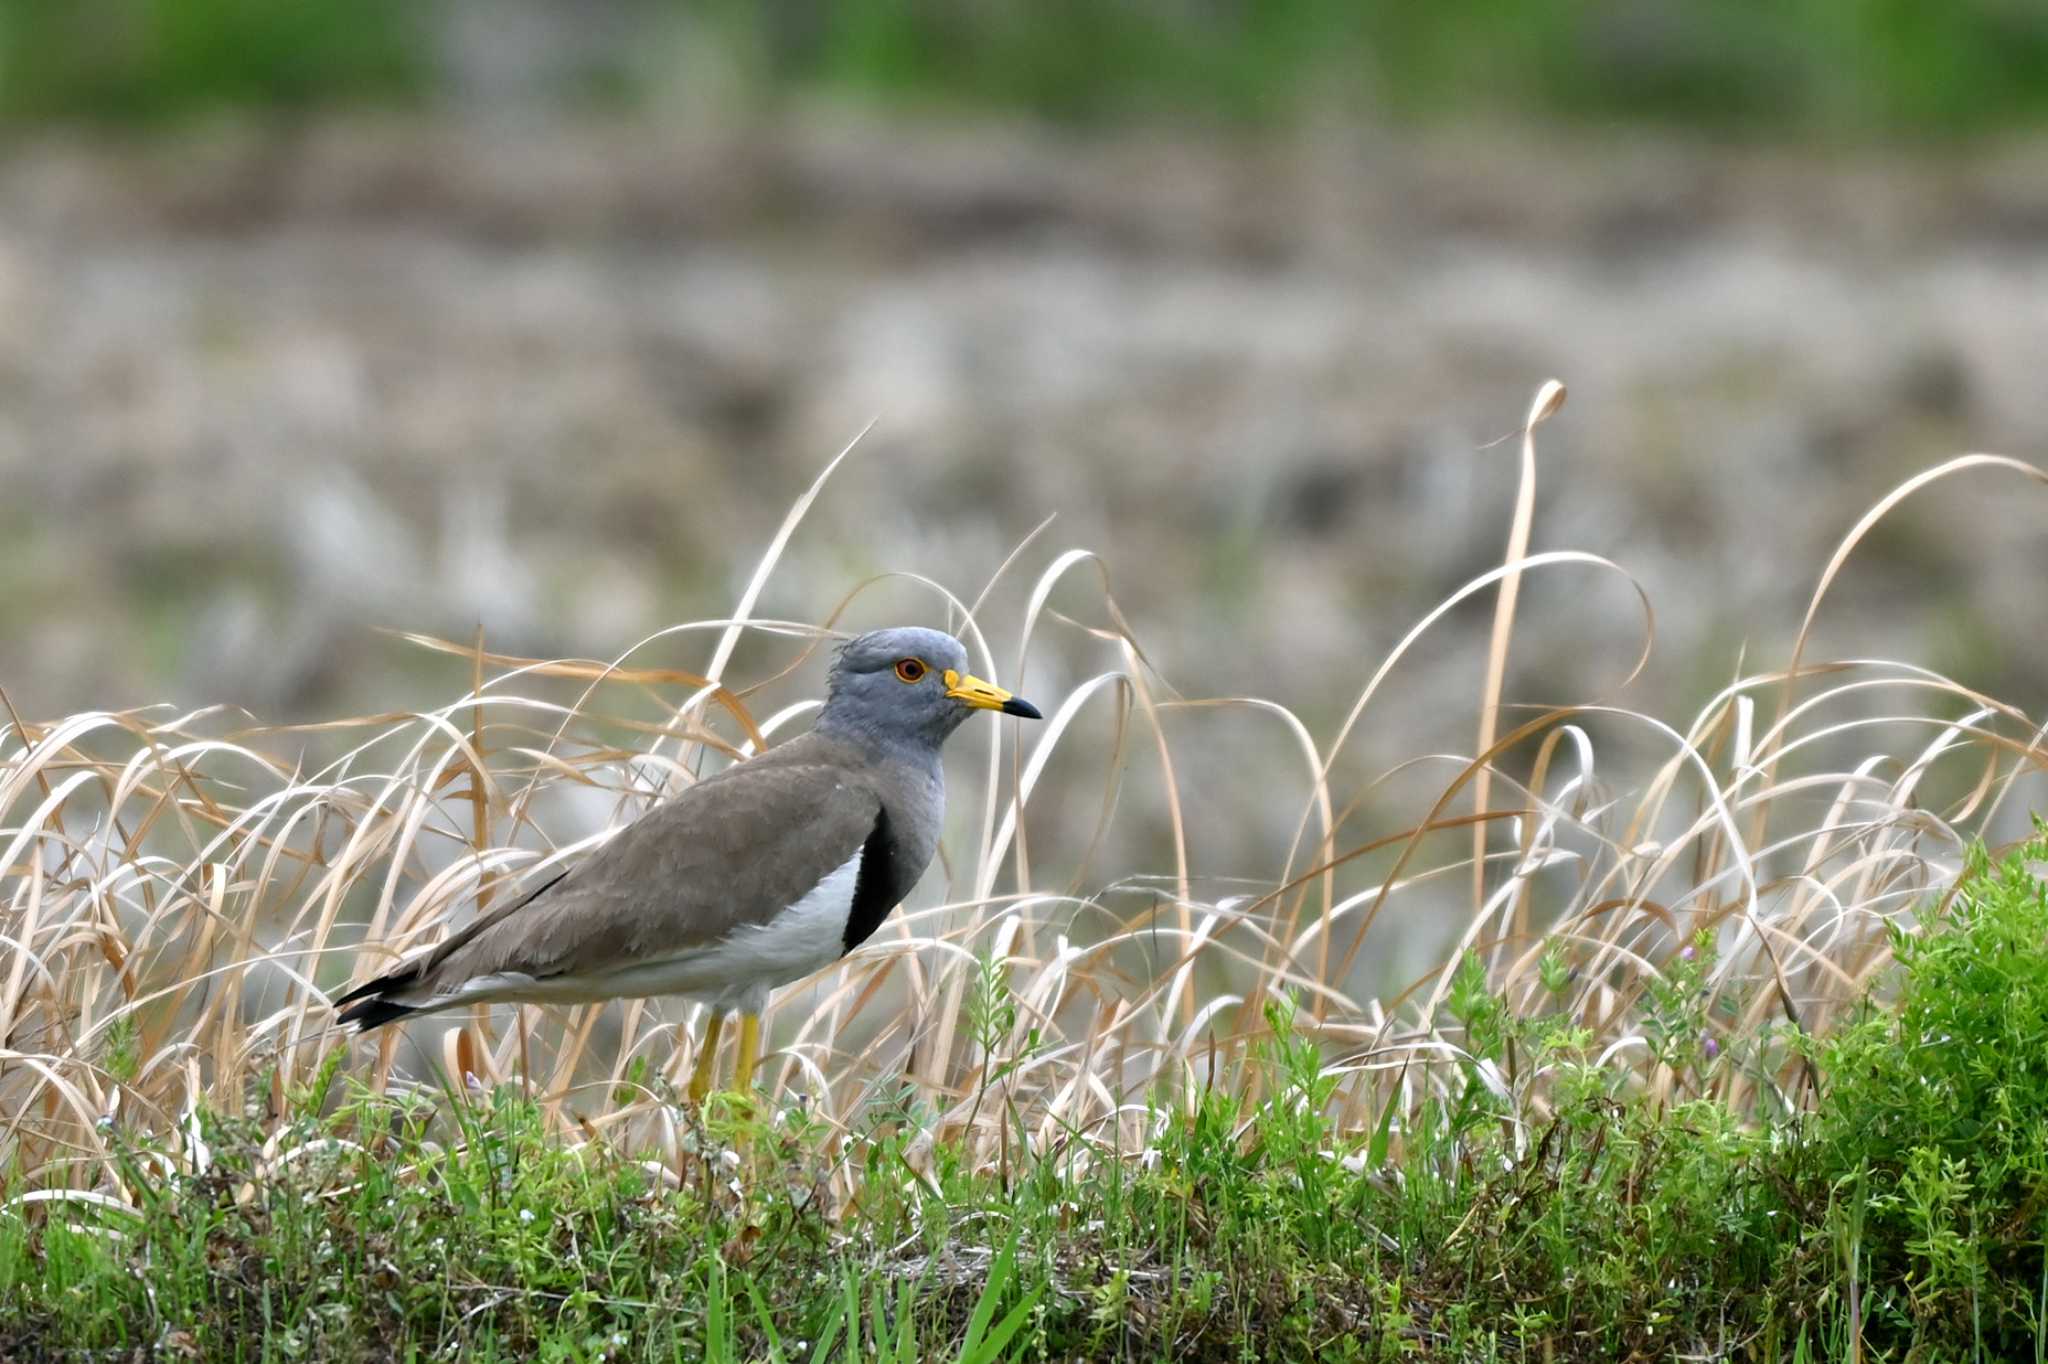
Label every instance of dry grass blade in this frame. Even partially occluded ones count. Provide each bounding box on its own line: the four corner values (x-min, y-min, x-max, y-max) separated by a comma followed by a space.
1474, 379, 1565, 920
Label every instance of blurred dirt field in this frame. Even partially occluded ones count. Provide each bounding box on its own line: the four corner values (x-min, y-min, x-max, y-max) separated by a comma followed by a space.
4, 115, 2046, 879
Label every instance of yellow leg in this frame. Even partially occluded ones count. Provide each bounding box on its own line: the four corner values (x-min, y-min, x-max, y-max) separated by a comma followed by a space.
734, 1013, 761, 1098
687, 1010, 725, 1104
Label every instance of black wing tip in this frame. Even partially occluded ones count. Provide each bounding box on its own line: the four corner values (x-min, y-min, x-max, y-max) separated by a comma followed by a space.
334, 994, 418, 1032
333, 965, 421, 1031
331, 977, 382, 1009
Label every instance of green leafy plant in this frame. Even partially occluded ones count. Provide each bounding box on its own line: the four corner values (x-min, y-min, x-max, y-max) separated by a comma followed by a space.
1791, 831, 2048, 1357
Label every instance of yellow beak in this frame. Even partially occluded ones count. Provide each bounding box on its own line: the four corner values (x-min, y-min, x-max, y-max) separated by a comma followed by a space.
943, 669, 1043, 719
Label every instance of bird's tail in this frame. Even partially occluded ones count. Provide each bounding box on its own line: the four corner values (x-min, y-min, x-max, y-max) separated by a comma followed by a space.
333, 966, 426, 1032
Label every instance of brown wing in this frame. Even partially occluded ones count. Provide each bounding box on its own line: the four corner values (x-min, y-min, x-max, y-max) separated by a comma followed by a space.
345, 734, 881, 1010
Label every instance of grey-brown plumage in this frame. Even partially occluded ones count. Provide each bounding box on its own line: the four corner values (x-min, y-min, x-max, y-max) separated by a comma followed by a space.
334, 627, 1040, 1046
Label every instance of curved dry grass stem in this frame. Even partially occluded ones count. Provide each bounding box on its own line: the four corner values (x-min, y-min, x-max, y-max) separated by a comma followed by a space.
1474, 379, 1566, 921
1756, 452, 2048, 854
3, 420, 2040, 1202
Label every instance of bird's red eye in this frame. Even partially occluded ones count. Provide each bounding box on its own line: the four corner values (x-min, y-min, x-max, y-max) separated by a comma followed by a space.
894, 658, 927, 683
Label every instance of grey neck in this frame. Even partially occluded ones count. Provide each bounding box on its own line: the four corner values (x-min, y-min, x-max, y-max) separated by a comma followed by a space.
813, 706, 951, 773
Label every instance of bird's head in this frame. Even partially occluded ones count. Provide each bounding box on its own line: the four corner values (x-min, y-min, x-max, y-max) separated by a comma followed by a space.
820, 626, 1041, 751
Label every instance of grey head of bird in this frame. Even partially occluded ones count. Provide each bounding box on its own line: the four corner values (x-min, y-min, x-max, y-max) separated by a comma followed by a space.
815, 626, 1042, 754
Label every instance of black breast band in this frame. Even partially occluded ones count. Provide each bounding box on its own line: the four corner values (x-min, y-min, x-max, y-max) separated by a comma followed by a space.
842, 806, 901, 953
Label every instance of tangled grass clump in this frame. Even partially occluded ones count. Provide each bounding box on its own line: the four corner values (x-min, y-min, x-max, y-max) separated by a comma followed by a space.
6, 389, 2048, 1359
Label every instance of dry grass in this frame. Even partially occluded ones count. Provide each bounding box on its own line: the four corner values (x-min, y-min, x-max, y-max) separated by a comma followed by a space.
5, 387, 2046, 1222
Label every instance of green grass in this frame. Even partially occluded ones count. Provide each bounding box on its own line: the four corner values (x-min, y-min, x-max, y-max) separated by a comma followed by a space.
5, 0, 2048, 137
746, 0, 2048, 136
0, 0, 423, 127
10, 837, 2048, 1360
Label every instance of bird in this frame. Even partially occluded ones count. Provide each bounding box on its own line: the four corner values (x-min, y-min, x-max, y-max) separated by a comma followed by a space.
333, 626, 1042, 1102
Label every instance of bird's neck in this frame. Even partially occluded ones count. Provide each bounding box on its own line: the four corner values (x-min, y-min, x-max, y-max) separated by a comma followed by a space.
813, 710, 948, 775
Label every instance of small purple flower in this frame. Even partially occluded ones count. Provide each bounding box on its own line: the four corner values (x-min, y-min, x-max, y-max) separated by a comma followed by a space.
1679, 945, 1696, 962
1702, 1035, 1720, 1060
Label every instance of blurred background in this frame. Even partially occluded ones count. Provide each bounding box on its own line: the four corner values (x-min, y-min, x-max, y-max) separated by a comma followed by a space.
4, 1, 2048, 928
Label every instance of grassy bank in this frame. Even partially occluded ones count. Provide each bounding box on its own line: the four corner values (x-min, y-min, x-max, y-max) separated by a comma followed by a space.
7, 405, 2048, 1359
8, 839, 2048, 1360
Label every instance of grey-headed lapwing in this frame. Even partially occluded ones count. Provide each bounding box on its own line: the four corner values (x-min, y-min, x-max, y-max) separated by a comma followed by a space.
335, 627, 1042, 1101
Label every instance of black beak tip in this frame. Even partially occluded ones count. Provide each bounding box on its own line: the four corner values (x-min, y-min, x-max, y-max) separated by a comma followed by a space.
1002, 696, 1043, 720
